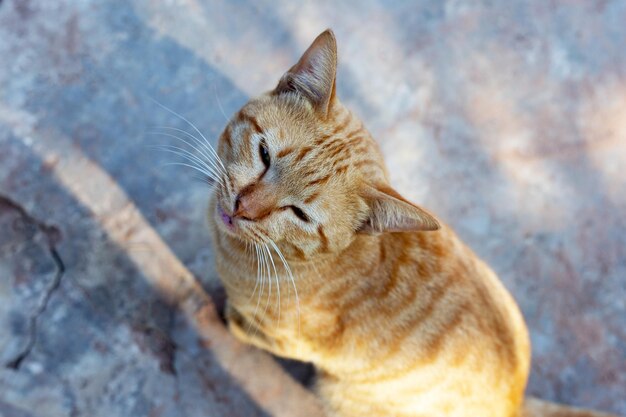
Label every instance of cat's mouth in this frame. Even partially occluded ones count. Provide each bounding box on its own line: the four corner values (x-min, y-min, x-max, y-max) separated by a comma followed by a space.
216, 203, 236, 232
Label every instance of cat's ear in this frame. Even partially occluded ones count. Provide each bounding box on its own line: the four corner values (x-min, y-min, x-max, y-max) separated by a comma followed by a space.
358, 184, 440, 233
273, 29, 337, 118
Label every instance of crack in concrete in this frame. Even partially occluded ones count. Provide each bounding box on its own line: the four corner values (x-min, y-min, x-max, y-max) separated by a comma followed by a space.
0, 195, 65, 370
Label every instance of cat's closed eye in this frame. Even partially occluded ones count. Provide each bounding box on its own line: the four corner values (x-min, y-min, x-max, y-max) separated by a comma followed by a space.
288, 205, 310, 223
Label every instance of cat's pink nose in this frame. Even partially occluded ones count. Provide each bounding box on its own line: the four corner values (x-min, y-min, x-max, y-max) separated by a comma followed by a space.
232, 184, 276, 221
233, 194, 257, 220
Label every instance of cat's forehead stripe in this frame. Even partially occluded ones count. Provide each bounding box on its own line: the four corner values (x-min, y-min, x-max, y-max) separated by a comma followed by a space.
295, 146, 314, 162
303, 191, 320, 204
220, 127, 232, 149
308, 174, 331, 186
277, 147, 296, 158
235, 110, 263, 135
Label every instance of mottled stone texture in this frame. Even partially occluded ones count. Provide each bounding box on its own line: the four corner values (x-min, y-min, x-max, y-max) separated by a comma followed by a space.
0, 0, 624, 416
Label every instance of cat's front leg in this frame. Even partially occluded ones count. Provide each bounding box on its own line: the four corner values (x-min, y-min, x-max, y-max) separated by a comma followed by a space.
225, 302, 286, 356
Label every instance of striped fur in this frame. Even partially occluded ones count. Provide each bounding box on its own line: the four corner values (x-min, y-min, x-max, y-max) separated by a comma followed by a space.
206, 30, 617, 417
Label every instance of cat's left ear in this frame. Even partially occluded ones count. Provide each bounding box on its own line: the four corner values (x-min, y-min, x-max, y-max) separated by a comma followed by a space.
358, 184, 440, 233
273, 29, 337, 118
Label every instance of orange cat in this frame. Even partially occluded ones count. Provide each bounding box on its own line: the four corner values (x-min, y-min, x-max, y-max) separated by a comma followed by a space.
206, 30, 617, 417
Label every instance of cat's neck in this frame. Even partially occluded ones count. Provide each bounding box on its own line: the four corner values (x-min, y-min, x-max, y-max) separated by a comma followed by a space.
212, 214, 453, 305
214, 219, 445, 276
213, 222, 379, 280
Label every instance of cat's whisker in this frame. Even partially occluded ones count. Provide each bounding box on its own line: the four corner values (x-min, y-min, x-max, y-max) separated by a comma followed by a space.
268, 239, 300, 337
264, 243, 281, 328
148, 134, 218, 167
189, 173, 216, 187
150, 127, 227, 178
153, 123, 226, 176
160, 162, 221, 184
241, 241, 258, 335
249, 242, 261, 303
253, 241, 272, 338
157, 158, 222, 188
261, 242, 273, 331
247, 243, 260, 335
213, 82, 230, 123
148, 133, 226, 186
249, 240, 268, 336
149, 98, 228, 176
152, 144, 224, 182
149, 128, 216, 166
258, 244, 271, 325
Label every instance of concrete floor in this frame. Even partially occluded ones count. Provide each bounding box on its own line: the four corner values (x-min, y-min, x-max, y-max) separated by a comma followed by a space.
1, 0, 625, 416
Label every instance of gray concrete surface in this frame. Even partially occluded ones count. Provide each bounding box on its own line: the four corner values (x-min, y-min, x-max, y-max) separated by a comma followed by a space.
1, 0, 625, 416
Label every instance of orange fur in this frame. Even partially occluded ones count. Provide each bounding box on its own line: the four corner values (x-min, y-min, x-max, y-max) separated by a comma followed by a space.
206, 30, 618, 417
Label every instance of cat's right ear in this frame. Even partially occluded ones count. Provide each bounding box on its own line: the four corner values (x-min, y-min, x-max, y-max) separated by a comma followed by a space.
273, 29, 337, 118
358, 184, 440, 234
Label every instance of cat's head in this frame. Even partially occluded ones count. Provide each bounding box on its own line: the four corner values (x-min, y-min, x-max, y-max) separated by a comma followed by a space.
212, 30, 439, 260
